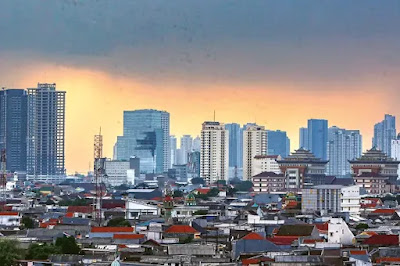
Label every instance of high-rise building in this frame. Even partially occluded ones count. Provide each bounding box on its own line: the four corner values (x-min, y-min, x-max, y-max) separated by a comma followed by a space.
27, 83, 66, 183
327, 127, 362, 177
192, 136, 201, 152
115, 109, 170, 174
104, 160, 132, 187
390, 134, 400, 177
243, 124, 267, 180
299, 127, 309, 149
188, 151, 200, 179
0, 89, 28, 173
180, 135, 193, 164
170, 135, 177, 167
200, 121, 229, 185
225, 123, 243, 169
373, 114, 396, 157
307, 119, 328, 160
267, 130, 290, 158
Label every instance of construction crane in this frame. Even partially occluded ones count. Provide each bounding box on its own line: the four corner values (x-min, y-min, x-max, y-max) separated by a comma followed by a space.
93, 129, 103, 226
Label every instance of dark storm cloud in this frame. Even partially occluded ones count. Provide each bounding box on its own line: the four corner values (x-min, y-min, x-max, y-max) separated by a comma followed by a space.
1, 0, 400, 85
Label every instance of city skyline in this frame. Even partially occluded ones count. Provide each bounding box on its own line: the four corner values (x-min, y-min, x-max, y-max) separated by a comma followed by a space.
2, 1, 400, 173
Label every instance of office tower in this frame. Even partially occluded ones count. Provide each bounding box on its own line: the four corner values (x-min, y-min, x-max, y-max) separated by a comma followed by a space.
188, 151, 200, 179
200, 121, 229, 185
115, 109, 170, 174
0, 89, 27, 173
225, 123, 243, 169
267, 130, 290, 157
104, 160, 131, 187
307, 119, 328, 160
243, 125, 267, 180
327, 126, 362, 177
299, 127, 309, 149
180, 135, 193, 164
373, 114, 396, 157
391, 134, 400, 177
170, 135, 177, 167
27, 83, 66, 183
192, 136, 201, 152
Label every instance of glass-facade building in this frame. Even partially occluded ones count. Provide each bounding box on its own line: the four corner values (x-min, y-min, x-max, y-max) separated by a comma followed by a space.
299, 127, 309, 149
267, 130, 290, 158
307, 119, 328, 160
0, 89, 28, 173
225, 123, 243, 168
373, 114, 396, 157
115, 109, 170, 174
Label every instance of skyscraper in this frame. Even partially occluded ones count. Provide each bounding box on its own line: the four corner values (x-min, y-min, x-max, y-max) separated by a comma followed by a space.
390, 134, 400, 177
307, 119, 328, 160
27, 83, 66, 183
267, 130, 290, 158
170, 135, 177, 167
225, 123, 243, 169
115, 109, 170, 174
180, 135, 193, 164
373, 114, 396, 157
0, 89, 28, 173
299, 127, 309, 149
327, 126, 362, 177
192, 136, 201, 152
200, 121, 229, 184
243, 124, 267, 180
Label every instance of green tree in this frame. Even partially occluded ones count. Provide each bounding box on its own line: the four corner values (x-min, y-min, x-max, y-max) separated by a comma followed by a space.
173, 190, 184, 198
234, 181, 253, 192
0, 239, 23, 266
215, 180, 226, 186
207, 188, 220, 197
191, 178, 205, 185
193, 210, 208, 215
355, 223, 369, 230
107, 217, 131, 227
55, 236, 80, 255
26, 243, 60, 260
21, 216, 34, 229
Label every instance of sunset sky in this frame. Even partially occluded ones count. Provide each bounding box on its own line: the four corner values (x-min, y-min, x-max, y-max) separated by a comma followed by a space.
1, 1, 400, 173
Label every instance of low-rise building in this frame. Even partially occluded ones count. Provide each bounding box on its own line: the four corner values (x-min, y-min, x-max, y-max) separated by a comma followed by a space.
252, 172, 286, 193
125, 200, 159, 220
252, 155, 282, 176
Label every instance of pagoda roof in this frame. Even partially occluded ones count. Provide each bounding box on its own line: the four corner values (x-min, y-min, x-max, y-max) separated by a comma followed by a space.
277, 148, 328, 164
349, 147, 400, 164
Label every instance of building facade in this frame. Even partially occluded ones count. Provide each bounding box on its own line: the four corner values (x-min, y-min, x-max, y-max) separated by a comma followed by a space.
243, 125, 267, 181
391, 134, 400, 177
299, 127, 309, 149
170, 135, 177, 167
373, 114, 396, 157
307, 119, 328, 160
327, 126, 362, 177
115, 109, 170, 174
252, 172, 285, 193
277, 148, 328, 192
200, 121, 229, 185
104, 160, 132, 187
187, 151, 200, 179
0, 89, 27, 173
27, 83, 66, 183
180, 135, 193, 165
225, 123, 243, 169
267, 130, 290, 158
302, 185, 343, 214
349, 147, 399, 195
252, 155, 282, 176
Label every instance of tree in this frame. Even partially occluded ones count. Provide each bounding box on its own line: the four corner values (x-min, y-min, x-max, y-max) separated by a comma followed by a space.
215, 180, 226, 186
207, 188, 220, 197
191, 177, 205, 185
355, 223, 369, 230
107, 217, 131, 227
193, 210, 208, 215
234, 181, 253, 192
21, 216, 34, 229
26, 243, 60, 260
173, 190, 184, 198
55, 236, 80, 255
0, 239, 23, 266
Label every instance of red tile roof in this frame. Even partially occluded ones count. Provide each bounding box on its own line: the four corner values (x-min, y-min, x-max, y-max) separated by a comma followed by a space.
0, 212, 19, 216
314, 223, 328, 232
39, 221, 58, 228
113, 234, 145, 239
65, 212, 74, 218
349, 250, 368, 255
196, 188, 211, 195
303, 239, 324, 244
372, 209, 396, 214
91, 227, 134, 233
376, 257, 400, 263
242, 257, 274, 265
242, 232, 265, 240
363, 234, 399, 246
67, 206, 92, 213
164, 225, 199, 234
266, 236, 298, 245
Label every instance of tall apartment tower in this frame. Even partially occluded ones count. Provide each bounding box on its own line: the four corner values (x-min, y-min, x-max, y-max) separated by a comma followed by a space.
0, 89, 28, 173
243, 124, 267, 180
327, 126, 362, 177
225, 123, 243, 169
180, 135, 193, 164
307, 119, 328, 160
170, 135, 177, 167
373, 114, 396, 157
200, 121, 229, 185
27, 83, 66, 183
115, 109, 170, 174
391, 134, 400, 177
267, 130, 290, 158
299, 127, 309, 149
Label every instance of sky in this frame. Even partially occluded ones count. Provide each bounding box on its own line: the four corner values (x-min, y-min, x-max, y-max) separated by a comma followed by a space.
1, 0, 400, 173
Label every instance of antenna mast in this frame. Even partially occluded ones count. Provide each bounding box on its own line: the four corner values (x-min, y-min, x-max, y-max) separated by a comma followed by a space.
93, 129, 103, 225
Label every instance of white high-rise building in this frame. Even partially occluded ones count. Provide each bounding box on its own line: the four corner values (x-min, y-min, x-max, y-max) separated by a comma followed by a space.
391, 134, 400, 177
243, 125, 267, 180
180, 135, 193, 164
192, 136, 201, 152
170, 135, 177, 167
252, 155, 282, 176
200, 121, 229, 185
327, 126, 362, 177
104, 160, 132, 187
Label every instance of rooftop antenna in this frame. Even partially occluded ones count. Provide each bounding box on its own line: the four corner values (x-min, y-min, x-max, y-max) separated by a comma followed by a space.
213, 110, 216, 122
